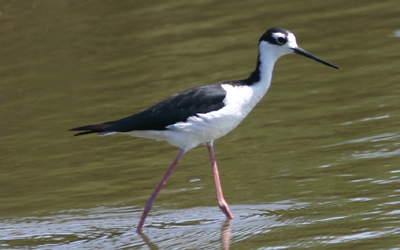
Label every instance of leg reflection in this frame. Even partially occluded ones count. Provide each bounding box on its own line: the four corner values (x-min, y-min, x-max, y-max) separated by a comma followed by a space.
138, 231, 159, 250
137, 219, 231, 249
221, 218, 231, 250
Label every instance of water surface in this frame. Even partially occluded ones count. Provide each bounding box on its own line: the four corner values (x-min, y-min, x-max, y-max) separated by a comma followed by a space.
1, 0, 400, 249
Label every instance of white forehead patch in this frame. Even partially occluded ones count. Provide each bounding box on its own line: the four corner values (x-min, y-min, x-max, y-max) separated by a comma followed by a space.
287, 33, 298, 48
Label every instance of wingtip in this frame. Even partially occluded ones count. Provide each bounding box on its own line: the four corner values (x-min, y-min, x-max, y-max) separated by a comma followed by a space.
68, 123, 111, 136
71, 131, 96, 136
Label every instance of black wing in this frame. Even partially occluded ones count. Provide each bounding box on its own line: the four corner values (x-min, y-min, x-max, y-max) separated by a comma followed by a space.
69, 84, 227, 136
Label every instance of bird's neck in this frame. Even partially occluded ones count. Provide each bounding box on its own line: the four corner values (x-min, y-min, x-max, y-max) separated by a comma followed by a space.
243, 51, 278, 90
236, 50, 281, 107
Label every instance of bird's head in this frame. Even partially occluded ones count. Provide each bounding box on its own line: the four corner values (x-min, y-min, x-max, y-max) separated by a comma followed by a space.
259, 27, 339, 69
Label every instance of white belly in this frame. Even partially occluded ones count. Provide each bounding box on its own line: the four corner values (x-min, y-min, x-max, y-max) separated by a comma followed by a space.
126, 109, 245, 151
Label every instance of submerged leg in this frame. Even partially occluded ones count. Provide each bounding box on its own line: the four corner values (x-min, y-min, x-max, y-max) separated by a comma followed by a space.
137, 148, 186, 232
206, 141, 234, 219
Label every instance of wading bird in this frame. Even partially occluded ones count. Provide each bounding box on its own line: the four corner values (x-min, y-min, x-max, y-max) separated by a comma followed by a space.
69, 27, 339, 232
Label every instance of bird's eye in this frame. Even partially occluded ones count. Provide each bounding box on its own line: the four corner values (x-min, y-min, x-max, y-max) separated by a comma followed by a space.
276, 36, 286, 44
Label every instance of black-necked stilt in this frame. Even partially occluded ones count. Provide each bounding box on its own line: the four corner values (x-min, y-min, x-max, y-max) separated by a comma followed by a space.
69, 27, 339, 232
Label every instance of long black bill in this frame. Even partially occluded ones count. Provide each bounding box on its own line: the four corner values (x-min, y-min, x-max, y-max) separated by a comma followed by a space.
293, 47, 339, 69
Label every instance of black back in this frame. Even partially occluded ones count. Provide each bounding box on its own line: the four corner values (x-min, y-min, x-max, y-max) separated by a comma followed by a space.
81, 84, 228, 133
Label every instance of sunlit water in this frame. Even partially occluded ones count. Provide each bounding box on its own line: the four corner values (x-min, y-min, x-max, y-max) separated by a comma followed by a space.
1, 0, 400, 249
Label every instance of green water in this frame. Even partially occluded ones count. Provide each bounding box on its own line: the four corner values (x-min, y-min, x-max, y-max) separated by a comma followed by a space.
1, 0, 400, 249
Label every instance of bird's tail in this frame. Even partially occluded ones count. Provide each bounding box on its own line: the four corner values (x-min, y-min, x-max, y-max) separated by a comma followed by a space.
69, 123, 112, 136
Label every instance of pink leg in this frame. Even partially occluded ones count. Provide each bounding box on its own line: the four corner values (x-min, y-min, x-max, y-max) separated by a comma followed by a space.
207, 141, 234, 219
136, 149, 185, 233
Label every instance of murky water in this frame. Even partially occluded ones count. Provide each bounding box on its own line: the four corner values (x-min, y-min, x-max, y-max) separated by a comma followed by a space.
1, 0, 400, 249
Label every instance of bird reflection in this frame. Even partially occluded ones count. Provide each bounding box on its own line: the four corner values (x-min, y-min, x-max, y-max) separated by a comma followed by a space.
137, 219, 232, 249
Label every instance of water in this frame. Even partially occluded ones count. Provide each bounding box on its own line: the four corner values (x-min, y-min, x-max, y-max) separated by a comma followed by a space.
1, 0, 400, 249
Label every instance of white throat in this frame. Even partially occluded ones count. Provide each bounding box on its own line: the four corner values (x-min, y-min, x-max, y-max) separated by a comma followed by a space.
251, 41, 283, 100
